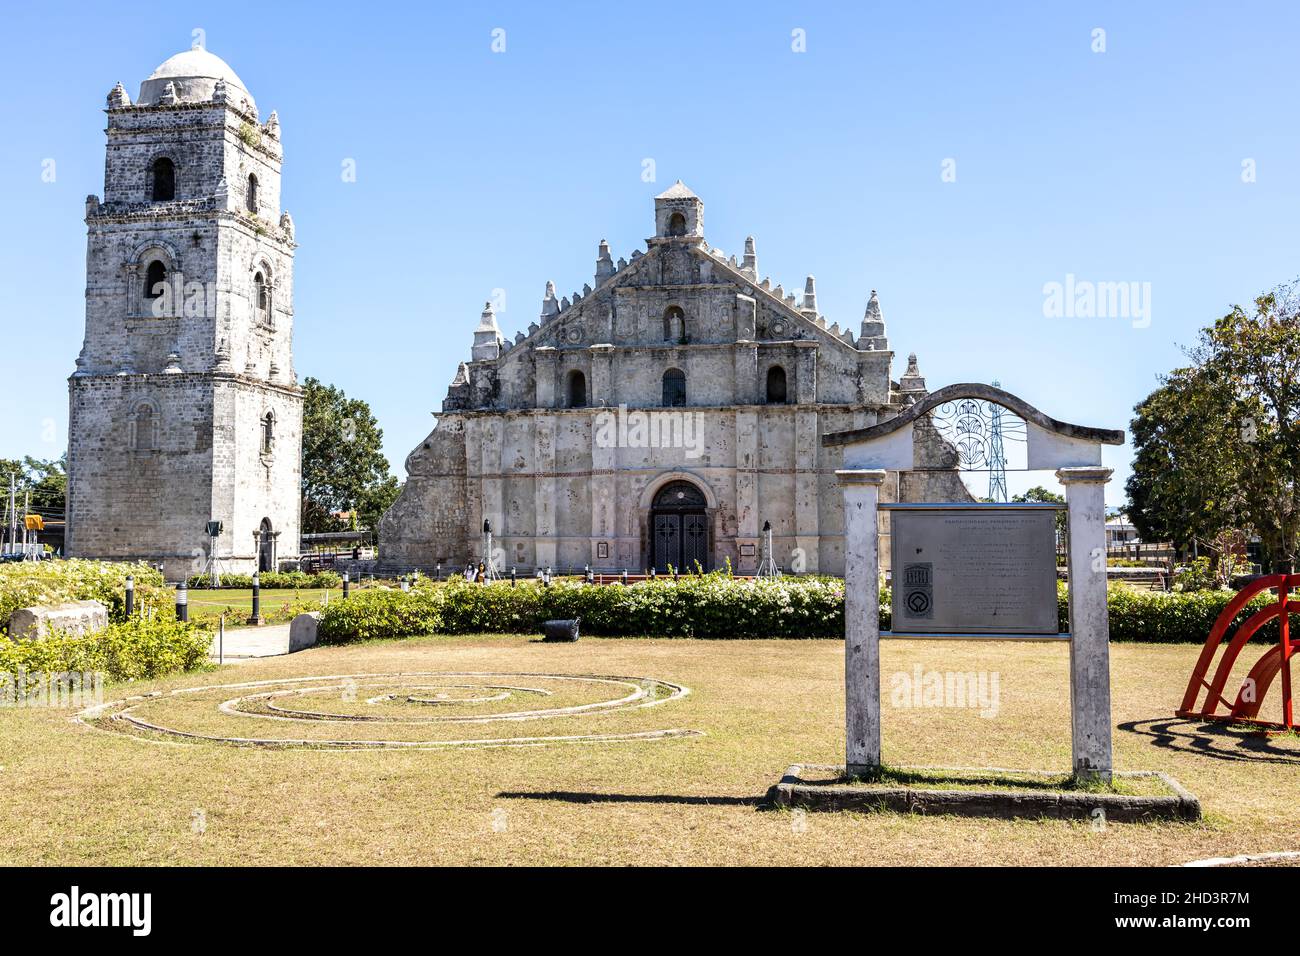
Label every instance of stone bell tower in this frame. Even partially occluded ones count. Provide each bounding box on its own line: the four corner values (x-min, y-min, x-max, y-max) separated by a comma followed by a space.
66, 48, 302, 578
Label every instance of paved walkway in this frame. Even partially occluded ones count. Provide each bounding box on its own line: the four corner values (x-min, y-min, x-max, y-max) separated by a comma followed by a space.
209, 623, 293, 664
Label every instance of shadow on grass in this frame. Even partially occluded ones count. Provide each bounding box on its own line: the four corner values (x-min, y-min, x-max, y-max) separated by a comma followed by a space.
1120, 716, 1300, 766
496, 790, 765, 807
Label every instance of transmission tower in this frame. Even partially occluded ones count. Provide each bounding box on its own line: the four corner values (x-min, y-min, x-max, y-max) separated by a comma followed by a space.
987, 379, 1009, 501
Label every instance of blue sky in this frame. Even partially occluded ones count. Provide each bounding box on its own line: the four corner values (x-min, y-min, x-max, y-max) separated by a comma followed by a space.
2, 0, 1297, 507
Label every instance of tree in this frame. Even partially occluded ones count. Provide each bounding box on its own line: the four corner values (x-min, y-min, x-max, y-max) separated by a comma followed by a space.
0, 456, 66, 515
1125, 368, 1240, 556
1012, 485, 1066, 542
1126, 280, 1300, 571
300, 378, 401, 534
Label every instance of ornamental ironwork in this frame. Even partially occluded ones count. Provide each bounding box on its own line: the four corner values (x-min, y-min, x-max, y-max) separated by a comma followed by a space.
926, 388, 1026, 501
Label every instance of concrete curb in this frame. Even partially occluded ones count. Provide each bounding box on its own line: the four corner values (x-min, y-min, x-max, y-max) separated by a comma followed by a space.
768, 763, 1201, 823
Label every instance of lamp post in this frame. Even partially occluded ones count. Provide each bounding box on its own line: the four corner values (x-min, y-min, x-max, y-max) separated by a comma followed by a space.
481, 519, 499, 582
757, 520, 779, 578
125, 575, 134, 618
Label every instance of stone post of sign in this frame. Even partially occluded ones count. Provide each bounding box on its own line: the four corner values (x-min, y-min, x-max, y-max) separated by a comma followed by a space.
837, 468, 886, 777
1057, 465, 1114, 782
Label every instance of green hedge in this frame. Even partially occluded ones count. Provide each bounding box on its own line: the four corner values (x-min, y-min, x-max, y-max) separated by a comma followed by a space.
187, 571, 342, 590
317, 587, 443, 642
0, 560, 172, 634
319, 575, 846, 643
316, 574, 1280, 645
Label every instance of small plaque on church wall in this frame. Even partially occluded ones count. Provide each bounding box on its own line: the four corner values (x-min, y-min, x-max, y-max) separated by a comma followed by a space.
596, 541, 609, 560
889, 508, 1059, 634
740, 543, 756, 557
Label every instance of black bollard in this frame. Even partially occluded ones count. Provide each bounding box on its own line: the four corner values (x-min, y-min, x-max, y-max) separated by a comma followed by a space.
650, 567, 656, 579
247, 571, 263, 625
175, 581, 188, 623
621, 569, 627, 586
436, 563, 442, 581
343, 571, 350, 599
511, 566, 517, 587
125, 575, 135, 618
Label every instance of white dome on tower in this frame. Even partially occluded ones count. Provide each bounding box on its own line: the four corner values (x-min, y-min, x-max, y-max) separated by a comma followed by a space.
137, 48, 255, 110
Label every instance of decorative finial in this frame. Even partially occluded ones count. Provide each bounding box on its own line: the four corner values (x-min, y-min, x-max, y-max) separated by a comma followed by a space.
801, 275, 818, 315
742, 236, 758, 274
107, 81, 131, 109
595, 239, 614, 284
900, 353, 927, 399
212, 78, 228, 104
541, 280, 560, 321
859, 289, 887, 350
159, 81, 180, 106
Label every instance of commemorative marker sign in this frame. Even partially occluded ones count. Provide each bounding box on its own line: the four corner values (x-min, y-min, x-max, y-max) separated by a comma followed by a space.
889, 506, 1059, 635
823, 383, 1126, 782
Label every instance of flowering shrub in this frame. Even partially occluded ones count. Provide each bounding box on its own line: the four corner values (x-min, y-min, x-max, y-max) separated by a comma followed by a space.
0, 618, 211, 685
0, 560, 172, 634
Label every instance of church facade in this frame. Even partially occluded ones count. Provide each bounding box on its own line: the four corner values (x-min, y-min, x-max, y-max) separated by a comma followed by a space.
380, 183, 968, 575
65, 49, 302, 578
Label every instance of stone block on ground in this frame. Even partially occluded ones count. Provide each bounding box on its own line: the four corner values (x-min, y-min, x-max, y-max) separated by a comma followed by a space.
288, 612, 320, 652
8, 600, 109, 642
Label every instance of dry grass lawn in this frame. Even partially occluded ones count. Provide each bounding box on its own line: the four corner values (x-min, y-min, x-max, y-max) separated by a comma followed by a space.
1, 635, 1298, 866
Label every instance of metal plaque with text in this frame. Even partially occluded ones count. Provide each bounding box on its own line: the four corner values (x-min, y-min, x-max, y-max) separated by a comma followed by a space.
889, 507, 1059, 634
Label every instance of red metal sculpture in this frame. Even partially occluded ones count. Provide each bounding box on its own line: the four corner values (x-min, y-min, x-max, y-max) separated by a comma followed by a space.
1178, 574, 1297, 734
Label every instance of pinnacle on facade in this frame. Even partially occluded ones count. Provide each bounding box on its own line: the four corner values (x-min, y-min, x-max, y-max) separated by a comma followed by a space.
801, 275, 818, 316
859, 289, 888, 350
742, 236, 758, 275
472, 300, 503, 361
107, 81, 130, 108
159, 81, 180, 106
900, 352, 927, 397
540, 280, 560, 321
595, 239, 614, 285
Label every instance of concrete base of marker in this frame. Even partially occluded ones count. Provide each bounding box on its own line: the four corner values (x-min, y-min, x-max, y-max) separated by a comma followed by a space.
768, 764, 1200, 822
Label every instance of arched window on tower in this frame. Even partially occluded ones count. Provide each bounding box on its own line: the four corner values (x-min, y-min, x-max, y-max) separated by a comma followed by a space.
261, 412, 275, 455
254, 271, 271, 326
765, 365, 788, 404
246, 174, 259, 214
566, 369, 587, 408
667, 212, 686, 236
143, 260, 168, 301
662, 368, 686, 407
133, 403, 156, 451
150, 158, 175, 201
662, 306, 685, 343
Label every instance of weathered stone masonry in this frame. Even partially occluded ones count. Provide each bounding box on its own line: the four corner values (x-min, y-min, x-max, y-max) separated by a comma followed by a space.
381, 182, 969, 575
66, 50, 302, 578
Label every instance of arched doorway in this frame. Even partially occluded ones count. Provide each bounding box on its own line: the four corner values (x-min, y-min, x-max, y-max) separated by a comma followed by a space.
650, 480, 708, 573
257, 517, 275, 572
